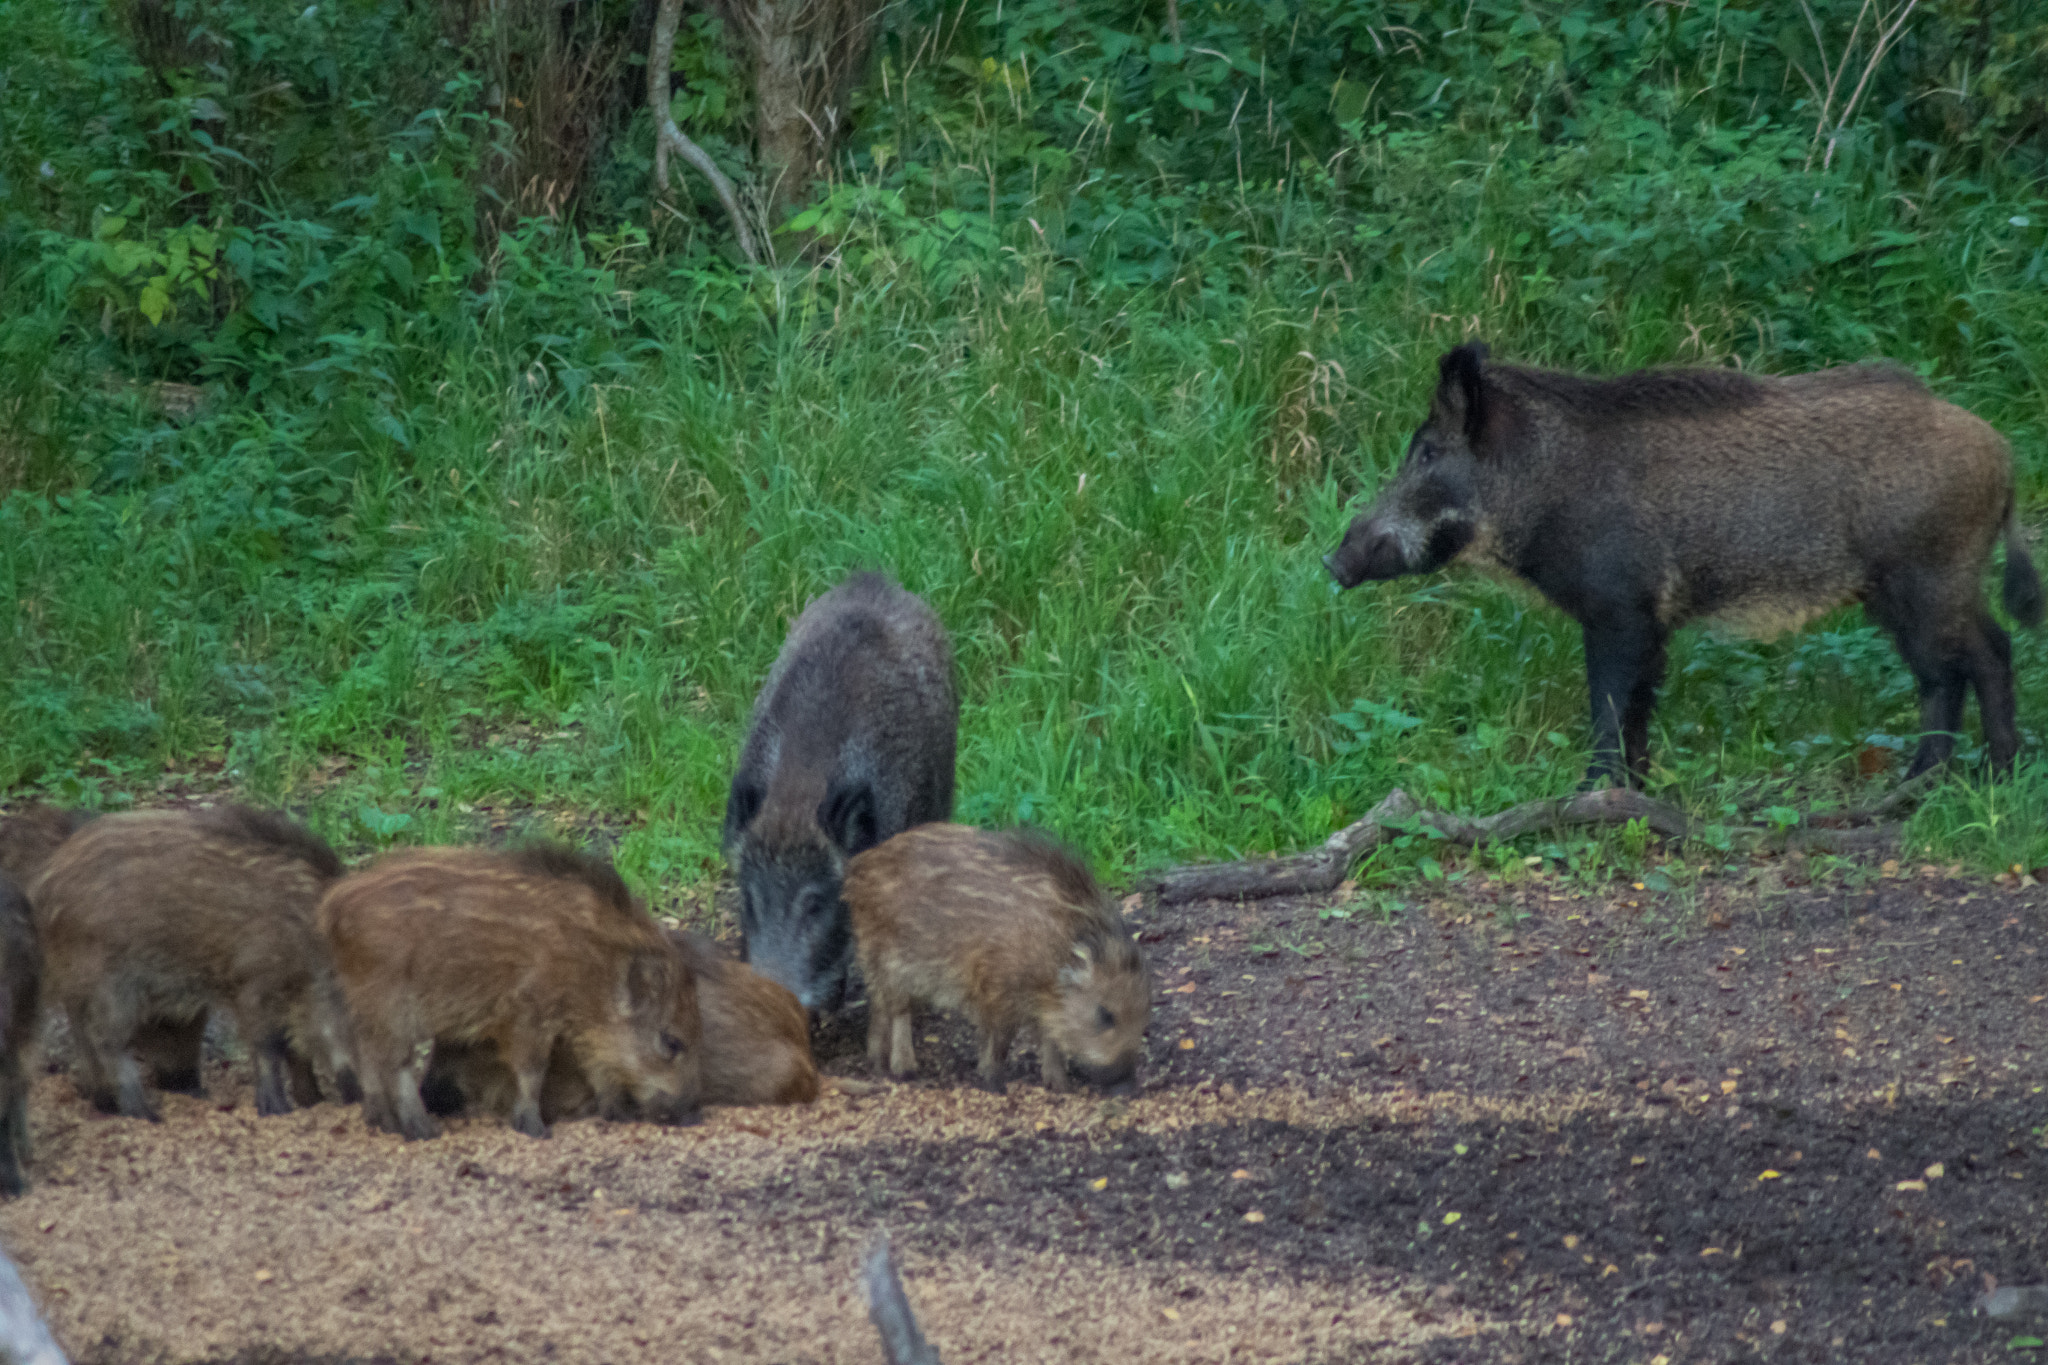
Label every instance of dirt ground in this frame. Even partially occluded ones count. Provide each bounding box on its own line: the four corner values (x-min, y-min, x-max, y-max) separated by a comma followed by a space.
3, 862, 2045, 1364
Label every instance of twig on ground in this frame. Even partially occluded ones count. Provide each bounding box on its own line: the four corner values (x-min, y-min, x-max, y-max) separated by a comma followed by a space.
863, 1233, 941, 1365
1152, 790, 1419, 904
1150, 780, 1913, 904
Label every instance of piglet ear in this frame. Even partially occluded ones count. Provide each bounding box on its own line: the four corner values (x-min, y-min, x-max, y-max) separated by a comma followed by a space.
1435, 341, 1490, 446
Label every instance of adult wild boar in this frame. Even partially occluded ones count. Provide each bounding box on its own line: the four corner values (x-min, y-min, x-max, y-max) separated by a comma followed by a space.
1325, 343, 2040, 786
725, 572, 957, 1012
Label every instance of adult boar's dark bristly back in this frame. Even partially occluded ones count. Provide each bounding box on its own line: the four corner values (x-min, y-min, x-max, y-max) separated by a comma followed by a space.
1326, 343, 2040, 786
725, 573, 958, 1011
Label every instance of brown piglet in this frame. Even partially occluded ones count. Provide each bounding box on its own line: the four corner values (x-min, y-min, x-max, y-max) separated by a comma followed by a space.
319, 844, 702, 1140
845, 824, 1150, 1092
29, 806, 359, 1121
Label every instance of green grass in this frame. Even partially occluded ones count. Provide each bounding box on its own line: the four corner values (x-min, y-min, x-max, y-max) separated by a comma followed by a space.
5, 260, 2047, 897
5, 0, 2047, 898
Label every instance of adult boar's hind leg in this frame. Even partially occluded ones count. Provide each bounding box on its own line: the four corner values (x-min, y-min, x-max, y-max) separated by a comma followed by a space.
1865, 569, 1967, 777
1581, 618, 1668, 789
1966, 606, 2019, 774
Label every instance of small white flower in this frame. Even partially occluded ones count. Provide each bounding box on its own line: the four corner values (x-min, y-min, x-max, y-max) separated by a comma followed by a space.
2012, 215, 2033, 227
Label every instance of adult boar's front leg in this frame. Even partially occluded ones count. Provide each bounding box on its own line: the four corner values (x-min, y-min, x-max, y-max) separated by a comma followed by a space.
1581, 618, 1668, 789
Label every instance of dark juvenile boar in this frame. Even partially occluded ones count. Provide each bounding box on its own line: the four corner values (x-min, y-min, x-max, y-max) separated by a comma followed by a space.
30, 806, 359, 1120
0, 874, 40, 1196
419, 930, 818, 1115
319, 845, 702, 1139
0, 805, 93, 884
1325, 343, 2041, 785
845, 824, 1151, 1091
726, 572, 958, 1012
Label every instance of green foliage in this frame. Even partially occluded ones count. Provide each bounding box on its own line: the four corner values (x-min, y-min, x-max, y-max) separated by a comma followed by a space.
0, 0, 2044, 892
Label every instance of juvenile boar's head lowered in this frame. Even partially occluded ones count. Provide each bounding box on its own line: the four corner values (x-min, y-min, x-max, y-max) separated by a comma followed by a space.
847, 824, 1150, 1092
422, 931, 817, 1116
320, 844, 701, 1140
726, 572, 957, 1012
1326, 342, 2039, 786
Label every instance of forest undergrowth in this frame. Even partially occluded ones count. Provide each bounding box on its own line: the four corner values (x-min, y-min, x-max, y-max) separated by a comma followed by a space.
2, 0, 2045, 902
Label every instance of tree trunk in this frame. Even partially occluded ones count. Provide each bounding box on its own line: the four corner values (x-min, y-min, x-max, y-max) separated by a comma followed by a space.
752, 0, 817, 218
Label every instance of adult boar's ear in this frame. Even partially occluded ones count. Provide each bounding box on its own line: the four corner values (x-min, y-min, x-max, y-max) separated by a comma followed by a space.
819, 778, 880, 857
724, 776, 764, 845
1436, 341, 1491, 447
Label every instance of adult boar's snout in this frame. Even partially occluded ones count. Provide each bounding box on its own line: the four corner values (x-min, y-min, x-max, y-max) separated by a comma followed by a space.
1324, 520, 1407, 588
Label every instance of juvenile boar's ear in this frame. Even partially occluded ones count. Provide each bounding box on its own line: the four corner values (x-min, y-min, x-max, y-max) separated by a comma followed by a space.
618, 950, 669, 1016
1436, 342, 1490, 447
818, 779, 879, 857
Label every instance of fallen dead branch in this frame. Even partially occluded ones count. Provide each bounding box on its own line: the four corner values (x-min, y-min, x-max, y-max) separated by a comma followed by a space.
1151, 784, 1906, 904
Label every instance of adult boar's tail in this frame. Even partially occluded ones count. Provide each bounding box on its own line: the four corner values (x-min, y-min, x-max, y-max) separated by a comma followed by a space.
2002, 499, 2045, 629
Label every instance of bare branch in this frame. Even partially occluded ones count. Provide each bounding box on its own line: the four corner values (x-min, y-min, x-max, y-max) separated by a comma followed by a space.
650, 0, 764, 264
863, 1233, 941, 1365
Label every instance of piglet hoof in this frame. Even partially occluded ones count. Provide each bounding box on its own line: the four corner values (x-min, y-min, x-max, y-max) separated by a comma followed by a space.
510, 1110, 549, 1140
399, 1114, 443, 1142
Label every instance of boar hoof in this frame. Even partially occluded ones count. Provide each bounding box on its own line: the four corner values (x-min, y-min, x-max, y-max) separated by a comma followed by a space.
0, 1166, 23, 1199
334, 1069, 364, 1106
399, 1114, 442, 1142
511, 1111, 549, 1140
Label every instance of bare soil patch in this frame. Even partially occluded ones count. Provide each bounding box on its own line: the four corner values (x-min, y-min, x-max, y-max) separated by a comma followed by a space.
3, 867, 2044, 1363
